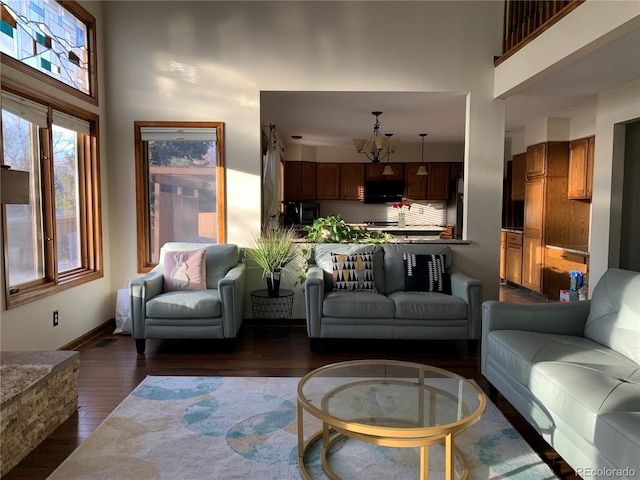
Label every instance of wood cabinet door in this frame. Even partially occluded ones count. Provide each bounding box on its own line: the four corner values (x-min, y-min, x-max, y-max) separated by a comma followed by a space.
568, 137, 594, 199
427, 163, 450, 200
340, 163, 364, 200
283, 161, 302, 200
300, 162, 316, 200
568, 138, 588, 199
511, 153, 526, 201
526, 143, 547, 177
449, 162, 463, 180
316, 163, 341, 199
505, 244, 523, 284
404, 164, 427, 199
522, 177, 545, 293
500, 231, 506, 280
522, 235, 543, 292
366, 164, 385, 180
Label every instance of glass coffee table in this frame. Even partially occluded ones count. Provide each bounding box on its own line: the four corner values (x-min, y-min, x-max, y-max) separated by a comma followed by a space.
297, 360, 486, 480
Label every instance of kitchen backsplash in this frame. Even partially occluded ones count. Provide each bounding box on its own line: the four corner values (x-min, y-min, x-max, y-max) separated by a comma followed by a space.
318, 200, 450, 225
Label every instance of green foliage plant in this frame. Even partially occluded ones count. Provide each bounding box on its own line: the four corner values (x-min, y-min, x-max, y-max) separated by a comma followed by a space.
245, 224, 299, 275
296, 215, 392, 283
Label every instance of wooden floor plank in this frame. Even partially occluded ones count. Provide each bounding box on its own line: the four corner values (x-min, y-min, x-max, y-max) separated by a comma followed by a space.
3, 285, 581, 480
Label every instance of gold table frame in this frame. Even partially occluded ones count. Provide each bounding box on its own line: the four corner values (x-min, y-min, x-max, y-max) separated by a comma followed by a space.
297, 360, 486, 480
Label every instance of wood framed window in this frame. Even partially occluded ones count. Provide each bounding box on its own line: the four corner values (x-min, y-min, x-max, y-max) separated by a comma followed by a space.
134, 121, 226, 272
1, 88, 103, 309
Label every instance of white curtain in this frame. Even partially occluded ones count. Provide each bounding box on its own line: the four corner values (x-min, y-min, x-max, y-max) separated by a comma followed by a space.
262, 126, 281, 227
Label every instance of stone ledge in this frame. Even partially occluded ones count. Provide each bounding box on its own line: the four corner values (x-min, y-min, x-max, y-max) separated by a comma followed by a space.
1, 351, 79, 476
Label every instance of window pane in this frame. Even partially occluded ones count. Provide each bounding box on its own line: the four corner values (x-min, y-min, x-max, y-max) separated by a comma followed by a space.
147, 139, 217, 263
52, 125, 81, 272
0, 1, 90, 95
2, 109, 45, 286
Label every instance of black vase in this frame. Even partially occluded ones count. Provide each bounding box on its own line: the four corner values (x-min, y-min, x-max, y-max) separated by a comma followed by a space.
266, 270, 281, 297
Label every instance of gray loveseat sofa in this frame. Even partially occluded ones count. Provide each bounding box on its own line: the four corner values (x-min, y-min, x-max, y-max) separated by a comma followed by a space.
130, 242, 245, 354
304, 243, 483, 352
482, 268, 640, 480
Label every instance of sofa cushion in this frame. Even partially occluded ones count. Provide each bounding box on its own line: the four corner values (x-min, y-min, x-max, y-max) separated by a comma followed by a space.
162, 248, 206, 292
146, 290, 221, 319
322, 291, 394, 319
529, 361, 638, 456
485, 330, 639, 387
403, 253, 450, 293
383, 244, 453, 294
314, 244, 385, 292
331, 252, 376, 291
389, 291, 467, 319
584, 268, 640, 364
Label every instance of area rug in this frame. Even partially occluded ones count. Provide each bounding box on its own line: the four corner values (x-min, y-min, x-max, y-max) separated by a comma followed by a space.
48, 376, 558, 480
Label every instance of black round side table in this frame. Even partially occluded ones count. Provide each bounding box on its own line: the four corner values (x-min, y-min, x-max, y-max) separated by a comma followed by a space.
250, 289, 295, 338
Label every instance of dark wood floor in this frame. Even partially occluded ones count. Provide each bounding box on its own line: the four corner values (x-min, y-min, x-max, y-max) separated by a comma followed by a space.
5, 285, 580, 480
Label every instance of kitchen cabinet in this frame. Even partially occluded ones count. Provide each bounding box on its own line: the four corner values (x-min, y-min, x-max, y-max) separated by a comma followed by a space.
449, 162, 463, 181
284, 161, 316, 200
526, 143, 547, 177
427, 163, 450, 200
500, 231, 506, 280
522, 176, 545, 292
404, 163, 427, 199
568, 136, 594, 200
544, 247, 589, 301
340, 163, 365, 200
505, 231, 523, 285
366, 163, 404, 181
316, 163, 341, 200
511, 153, 526, 201
521, 141, 590, 295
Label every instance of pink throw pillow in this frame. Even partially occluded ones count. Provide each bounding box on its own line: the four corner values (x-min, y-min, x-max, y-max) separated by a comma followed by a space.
162, 248, 207, 292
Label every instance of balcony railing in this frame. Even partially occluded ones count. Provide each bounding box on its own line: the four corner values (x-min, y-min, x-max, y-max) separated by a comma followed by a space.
496, 0, 584, 65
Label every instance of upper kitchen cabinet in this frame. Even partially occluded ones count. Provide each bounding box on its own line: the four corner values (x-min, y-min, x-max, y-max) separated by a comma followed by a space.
427, 163, 450, 200
511, 153, 526, 201
449, 162, 463, 180
366, 163, 404, 181
340, 163, 365, 200
568, 136, 595, 200
316, 163, 341, 200
404, 163, 427, 199
526, 143, 547, 177
284, 161, 316, 200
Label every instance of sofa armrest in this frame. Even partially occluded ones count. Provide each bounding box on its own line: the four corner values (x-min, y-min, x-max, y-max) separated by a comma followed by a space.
304, 266, 325, 337
449, 266, 483, 339
482, 300, 591, 336
129, 270, 164, 338
218, 262, 246, 338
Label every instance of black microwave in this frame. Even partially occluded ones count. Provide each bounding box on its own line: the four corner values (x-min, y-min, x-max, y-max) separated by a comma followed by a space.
284, 201, 320, 226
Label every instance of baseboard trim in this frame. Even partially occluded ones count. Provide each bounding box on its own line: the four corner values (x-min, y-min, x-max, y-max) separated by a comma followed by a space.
60, 318, 116, 351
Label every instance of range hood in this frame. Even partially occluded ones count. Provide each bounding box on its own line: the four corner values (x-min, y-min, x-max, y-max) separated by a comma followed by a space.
363, 180, 405, 204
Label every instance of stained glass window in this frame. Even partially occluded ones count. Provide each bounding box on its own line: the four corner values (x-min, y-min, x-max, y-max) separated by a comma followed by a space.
0, 0, 90, 95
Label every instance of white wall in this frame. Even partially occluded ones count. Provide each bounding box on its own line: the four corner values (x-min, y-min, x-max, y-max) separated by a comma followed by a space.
104, 1, 506, 305
2, 1, 507, 350
590, 79, 640, 285
0, 1, 111, 351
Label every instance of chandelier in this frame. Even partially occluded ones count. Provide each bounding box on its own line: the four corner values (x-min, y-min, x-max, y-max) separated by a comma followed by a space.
352, 111, 399, 164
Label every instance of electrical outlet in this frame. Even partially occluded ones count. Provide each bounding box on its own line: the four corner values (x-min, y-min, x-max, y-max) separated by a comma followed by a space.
53, 310, 59, 327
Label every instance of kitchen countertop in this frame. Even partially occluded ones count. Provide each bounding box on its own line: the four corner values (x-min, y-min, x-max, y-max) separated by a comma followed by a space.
546, 244, 590, 256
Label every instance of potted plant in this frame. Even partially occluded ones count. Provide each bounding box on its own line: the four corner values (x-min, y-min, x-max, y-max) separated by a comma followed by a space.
246, 224, 299, 296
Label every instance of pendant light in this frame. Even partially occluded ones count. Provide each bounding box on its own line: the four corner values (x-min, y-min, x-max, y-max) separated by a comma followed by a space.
416, 133, 428, 176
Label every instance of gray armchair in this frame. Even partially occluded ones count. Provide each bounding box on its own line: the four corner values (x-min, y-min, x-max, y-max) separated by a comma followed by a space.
130, 243, 245, 354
